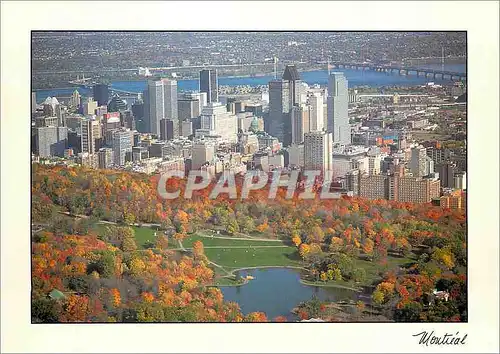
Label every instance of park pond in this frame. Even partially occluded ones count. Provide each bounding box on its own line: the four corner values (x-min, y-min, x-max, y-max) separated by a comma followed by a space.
219, 267, 365, 320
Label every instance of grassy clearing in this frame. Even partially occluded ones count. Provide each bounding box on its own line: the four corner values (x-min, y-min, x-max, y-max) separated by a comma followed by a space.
204, 246, 301, 268
181, 233, 285, 248
92, 223, 158, 249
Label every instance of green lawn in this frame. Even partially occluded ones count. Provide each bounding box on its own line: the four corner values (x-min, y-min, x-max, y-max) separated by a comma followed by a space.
93, 223, 159, 249
180, 233, 285, 248
204, 246, 301, 268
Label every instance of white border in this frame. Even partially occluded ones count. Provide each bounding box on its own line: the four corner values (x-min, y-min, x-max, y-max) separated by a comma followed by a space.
1, 1, 499, 353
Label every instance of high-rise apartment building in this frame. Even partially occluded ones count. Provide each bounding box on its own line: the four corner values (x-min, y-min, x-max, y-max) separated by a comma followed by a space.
410, 145, 428, 177
200, 69, 218, 104
360, 173, 440, 203
304, 131, 332, 173
327, 72, 350, 144
360, 174, 388, 200
396, 175, 440, 203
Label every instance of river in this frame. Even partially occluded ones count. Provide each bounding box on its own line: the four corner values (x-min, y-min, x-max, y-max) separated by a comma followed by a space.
34, 63, 466, 103
218, 268, 361, 320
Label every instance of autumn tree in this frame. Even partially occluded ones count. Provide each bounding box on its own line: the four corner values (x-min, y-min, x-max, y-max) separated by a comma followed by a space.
291, 235, 302, 247
298, 243, 310, 259
155, 235, 169, 250
307, 226, 325, 244
192, 241, 205, 260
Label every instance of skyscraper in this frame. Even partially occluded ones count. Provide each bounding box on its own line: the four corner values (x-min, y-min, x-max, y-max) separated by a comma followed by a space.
282, 65, 302, 106
304, 131, 333, 173
31, 92, 37, 114
267, 80, 290, 143
36, 126, 68, 157
81, 119, 97, 155
200, 69, 218, 104
160, 119, 174, 141
144, 79, 164, 136
192, 140, 216, 170
410, 145, 428, 177
93, 84, 109, 106
199, 102, 238, 143
162, 79, 179, 137
112, 129, 133, 166
327, 72, 350, 144
309, 93, 324, 132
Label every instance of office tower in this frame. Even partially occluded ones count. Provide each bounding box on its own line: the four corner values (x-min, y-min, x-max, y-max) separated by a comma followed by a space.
93, 84, 109, 106
244, 103, 263, 117
70, 90, 81, 110
81, 119, 97, 155
291, 106, 303, 145
436, 162, 457, 188
309, 93, 324, 132
267, 80, 290, 144
410, 145, 428, 177
112, 129, 133, 166
35, 116, 58, 128
332, 145, 367, 179
148, 142, 165, 158
178, 98, 199, 122
83, 97, 98, 116
282, 65, 303, 146
304, 131, 333, 173
183, 92, 206, 114
191, 140, 215, 170
107, 94, 127, 112
160, 119, 174, 141
121, 110, 135, 130
282, 65, 302, 106
199, 102, 237, 142
32, 92, 37, 114
36, 126, 68, 157
291, 105, 310, 145
327, 72, 350, 144
144, 79, 164, 135
162, 79, 179, 137
199, 69, 218, 104
95, 105, 108, 117
43, 97, 59, 116
132, 100, 144, 121
181, 121, 193, 137
97, 148, 114, 169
